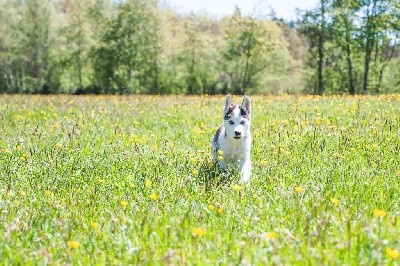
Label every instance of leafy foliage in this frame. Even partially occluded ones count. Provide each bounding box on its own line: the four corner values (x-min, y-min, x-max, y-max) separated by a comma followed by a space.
0, 0, 399, 94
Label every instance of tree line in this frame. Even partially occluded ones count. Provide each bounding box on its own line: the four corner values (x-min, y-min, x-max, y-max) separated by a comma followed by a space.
298, 0, 399, 94
0, 0, 399, 95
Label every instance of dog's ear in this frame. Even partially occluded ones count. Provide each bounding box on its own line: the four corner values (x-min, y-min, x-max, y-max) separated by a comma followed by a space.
241, 95, 251, 114
224, 94, 231, 111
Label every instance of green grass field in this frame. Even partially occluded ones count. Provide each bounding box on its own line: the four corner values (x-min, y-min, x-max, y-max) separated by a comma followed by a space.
1, 94, 400, 264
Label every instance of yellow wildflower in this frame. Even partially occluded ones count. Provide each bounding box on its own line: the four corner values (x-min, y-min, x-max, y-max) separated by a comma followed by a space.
67, 241, 79, 249
120, 200, 128, 207
193, 169, 199, 175
218, 150, 224, 155
264, 232, 277, 239
91, 222, 99, 230
97, 178, 104, 184
55, 143, 62, 148
261, 159, 267, 165
233, 185, 242, 191
19, 191, 26, 197
14, 200, 20, 205
208, 204, 215, 211
145, 180, 152, 187
374, 209, 387, 218
295, 187, 304, 193
386, 248, 399, 259
330, 198, 340, 205
150, 194, 158, 201
189, 157, 197, 163
192, 227, 206, 237
217, 208, 223, 214
45, 190, 51, 196
217, 156, 224, 160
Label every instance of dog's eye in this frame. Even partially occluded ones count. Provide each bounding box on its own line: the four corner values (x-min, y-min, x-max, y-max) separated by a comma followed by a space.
240, 121, 246, 125
229, 121, 234, 125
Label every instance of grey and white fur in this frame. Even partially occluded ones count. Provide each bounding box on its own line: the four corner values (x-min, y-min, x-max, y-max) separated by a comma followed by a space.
211, 94, 252, 183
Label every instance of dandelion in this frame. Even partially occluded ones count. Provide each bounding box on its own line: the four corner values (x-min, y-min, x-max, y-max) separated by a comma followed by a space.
264, 232, 277, 239
193, 169, 199, 176
55, 143, 62, 148
130, 184, 137, 188
97, 178, 104, 184
233, 185, 242, 191
374, 209, 387, 218
16, 145, 22, 151
120, 200, 128, 207
91, 222, 99, 230
209, 162, 215, 167
145, 180, 152, 187
150, 194, 159, 201
192, 227, 206, 237
261, 159, 267, 165
330, 198, 340, 205
218, 150, 224, 155
14, 200, 20, 205
19, 191, 26, 197
189, 157, 197, 163
133, 121, 140, 126
218, 156, 224, 160
21, 154, 27, 161
217, 208, 223, 214
386, 248, 399, 259
208, 204, 215, 211
295, 187, 304, 193
45, 190, 51, 196
67, 241, 79, 249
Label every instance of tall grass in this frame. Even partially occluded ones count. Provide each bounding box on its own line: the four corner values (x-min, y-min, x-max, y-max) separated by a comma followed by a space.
1, 94, 399, 264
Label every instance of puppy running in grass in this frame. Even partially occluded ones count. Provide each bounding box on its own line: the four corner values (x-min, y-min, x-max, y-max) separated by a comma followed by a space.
211, 94, 252, 183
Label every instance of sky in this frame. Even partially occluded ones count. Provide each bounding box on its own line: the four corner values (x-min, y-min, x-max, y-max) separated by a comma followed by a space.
163, 0, 319, 21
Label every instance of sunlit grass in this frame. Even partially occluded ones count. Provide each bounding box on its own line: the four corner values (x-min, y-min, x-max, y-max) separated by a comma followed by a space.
0, 94, 400, 264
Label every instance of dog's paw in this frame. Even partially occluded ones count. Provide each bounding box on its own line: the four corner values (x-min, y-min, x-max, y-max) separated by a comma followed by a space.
239, 173, 251, 184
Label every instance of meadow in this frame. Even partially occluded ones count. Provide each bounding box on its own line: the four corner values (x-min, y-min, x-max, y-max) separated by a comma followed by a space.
0, 94, 400, 265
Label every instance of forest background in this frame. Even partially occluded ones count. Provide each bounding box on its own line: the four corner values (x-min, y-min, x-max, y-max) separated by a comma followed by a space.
0, 0, 399, 95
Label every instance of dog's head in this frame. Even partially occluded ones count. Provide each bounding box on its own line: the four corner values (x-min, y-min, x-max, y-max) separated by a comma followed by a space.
223, 94, 251, 140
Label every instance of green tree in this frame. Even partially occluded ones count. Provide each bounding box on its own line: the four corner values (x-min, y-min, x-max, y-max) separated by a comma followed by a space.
0, 0, 58, 93
359, 0, 399, 93
92, 0, 159, 93
331, 0, 361, 94
298, 0, 331, 95
222, 8, 283, 94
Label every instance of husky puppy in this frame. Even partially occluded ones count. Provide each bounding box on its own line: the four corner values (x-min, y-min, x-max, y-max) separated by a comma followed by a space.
212, 94, 252, 183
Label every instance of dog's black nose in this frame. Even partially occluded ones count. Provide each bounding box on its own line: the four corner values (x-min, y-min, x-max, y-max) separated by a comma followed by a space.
235, 131, 241, 136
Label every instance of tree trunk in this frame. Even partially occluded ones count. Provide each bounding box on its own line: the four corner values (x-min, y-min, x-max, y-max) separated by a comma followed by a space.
362, 0, 377, 93
317, 0, 325, 95
343, 15, 355, 95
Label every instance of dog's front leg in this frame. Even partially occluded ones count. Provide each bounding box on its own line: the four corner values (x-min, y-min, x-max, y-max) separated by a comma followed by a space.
239, 160, 251, 183
218, 160, 228, 173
